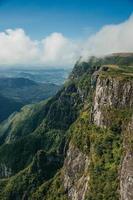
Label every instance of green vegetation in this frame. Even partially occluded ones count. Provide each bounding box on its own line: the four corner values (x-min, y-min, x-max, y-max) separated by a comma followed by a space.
99, 65, 133, 80
31, 172, 67, 200
0, 72, 87, 198
0, 150, 63, 200
69, 111, 122, 200
69, 94, 133, 200
0, 127, 67, 175
70, 111, 91, 153
87, 125, 122, 200
102, 53, 133, 66
0, 101, 47, 144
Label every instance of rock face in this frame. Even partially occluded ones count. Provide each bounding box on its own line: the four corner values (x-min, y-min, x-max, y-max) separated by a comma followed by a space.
93, 76, 133, 200
120, 151, 133, 200
93, 76, 133, 127
120, 116, 133, 200
63, 144, 90, 200
63, 72, 133, 200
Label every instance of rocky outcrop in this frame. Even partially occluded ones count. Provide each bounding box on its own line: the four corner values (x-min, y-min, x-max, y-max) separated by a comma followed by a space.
120, 151, 133, 200
93, 76, 133, 200
93, 76, 133, 127
120, 116, 133, 200
62, 74, 133, 200
63, 144, 90, 200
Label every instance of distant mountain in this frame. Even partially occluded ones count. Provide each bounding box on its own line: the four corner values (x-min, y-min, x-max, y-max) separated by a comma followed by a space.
0, 77, 60, 122
0, 77, 60, 104
0, 77, 36, 88
0, 68, 71, 85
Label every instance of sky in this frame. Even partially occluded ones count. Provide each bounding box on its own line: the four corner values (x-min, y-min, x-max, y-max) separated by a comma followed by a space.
0, 0, 133, 68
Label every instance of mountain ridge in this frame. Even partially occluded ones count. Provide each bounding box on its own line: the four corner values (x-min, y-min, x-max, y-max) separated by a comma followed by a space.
0, 77, 60, 122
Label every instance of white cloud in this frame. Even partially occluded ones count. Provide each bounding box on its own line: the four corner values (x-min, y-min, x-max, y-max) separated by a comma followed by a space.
82, 14, 133, 60
0, 29, 39, 66
0, 14, 133, 68
0, 29, 80, 67
41, 32, 80, 67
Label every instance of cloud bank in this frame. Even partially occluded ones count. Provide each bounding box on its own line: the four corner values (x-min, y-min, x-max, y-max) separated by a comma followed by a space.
41, 33, 80, 67
0, 30, 80, 67
82, 14, 133, 60
0, 29, 39, 66
0, 14, 133, 68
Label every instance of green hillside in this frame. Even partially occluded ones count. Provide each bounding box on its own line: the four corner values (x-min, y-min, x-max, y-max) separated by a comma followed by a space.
0, 77, 60, 122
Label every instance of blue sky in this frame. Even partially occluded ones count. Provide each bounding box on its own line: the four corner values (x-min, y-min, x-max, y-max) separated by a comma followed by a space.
0, 0, 132, 39
0, 0, 133, 68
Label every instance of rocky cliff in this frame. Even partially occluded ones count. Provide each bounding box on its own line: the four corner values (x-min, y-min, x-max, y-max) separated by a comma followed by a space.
62, 55, 133, 200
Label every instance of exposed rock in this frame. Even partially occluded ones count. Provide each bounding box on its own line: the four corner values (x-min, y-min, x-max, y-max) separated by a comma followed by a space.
93, 77, 133, 127
63, 144, 90, 200
120, 116, 133, 200
120, 152, 133, 200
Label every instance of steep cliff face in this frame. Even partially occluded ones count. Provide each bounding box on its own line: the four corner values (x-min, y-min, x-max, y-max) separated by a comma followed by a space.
93, 76, 133, 200
120, 151, 133, 200
62, 57, 133, 200
120, 116, 133, 200
91, 72, 133, 200
63, 144, 90, 200
93, 76, 133, 127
